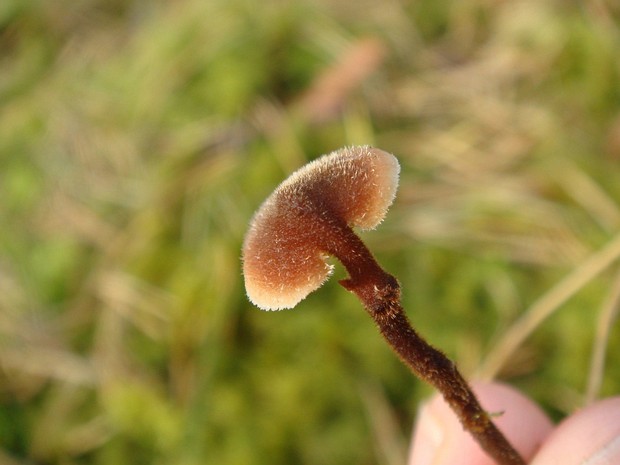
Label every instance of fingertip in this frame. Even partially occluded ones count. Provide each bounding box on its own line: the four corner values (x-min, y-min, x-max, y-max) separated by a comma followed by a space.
408, 381, 554, 465
530, 396, 620, 465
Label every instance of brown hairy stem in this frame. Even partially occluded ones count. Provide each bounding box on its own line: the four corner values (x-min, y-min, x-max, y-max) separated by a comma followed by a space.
332, 222, 525, 465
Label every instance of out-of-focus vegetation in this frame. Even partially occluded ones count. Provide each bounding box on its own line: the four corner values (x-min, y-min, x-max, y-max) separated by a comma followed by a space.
1, 0, 620, 464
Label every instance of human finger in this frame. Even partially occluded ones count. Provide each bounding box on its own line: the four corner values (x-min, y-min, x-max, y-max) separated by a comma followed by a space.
530, 396, 620, 465
408, 381, 554, 465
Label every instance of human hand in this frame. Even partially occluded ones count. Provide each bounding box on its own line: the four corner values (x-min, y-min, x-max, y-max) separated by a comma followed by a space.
408, 381, 620, 465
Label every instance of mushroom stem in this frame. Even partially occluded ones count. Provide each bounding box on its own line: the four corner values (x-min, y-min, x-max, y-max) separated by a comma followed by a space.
330, 222, 525, 465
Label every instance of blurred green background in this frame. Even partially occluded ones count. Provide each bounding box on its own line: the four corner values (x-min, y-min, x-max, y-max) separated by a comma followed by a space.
1, 0, 620, 464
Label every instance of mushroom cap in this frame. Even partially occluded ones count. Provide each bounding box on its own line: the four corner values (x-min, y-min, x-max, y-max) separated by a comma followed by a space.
242, 146, 400, 310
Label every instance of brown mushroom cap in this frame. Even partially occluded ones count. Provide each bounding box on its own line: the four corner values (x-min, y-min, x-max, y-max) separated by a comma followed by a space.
242, 146, 400, 310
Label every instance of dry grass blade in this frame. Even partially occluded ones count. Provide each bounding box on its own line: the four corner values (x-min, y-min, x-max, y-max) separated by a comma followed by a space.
358, 380, 407, 465
296, 37, 386, 124
480, 232, 620, 380
584, 265, 620, 404
1, 347, 96, 387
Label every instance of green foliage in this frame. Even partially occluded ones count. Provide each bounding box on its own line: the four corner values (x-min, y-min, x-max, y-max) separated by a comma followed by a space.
1, 0, 620, 464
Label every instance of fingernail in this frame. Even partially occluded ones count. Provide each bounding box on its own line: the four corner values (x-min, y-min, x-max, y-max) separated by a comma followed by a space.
581, 433, 620, 465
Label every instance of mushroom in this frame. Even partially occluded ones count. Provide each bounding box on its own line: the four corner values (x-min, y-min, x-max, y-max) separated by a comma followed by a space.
243, 145, 399, 310
242, 146, 525, 465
